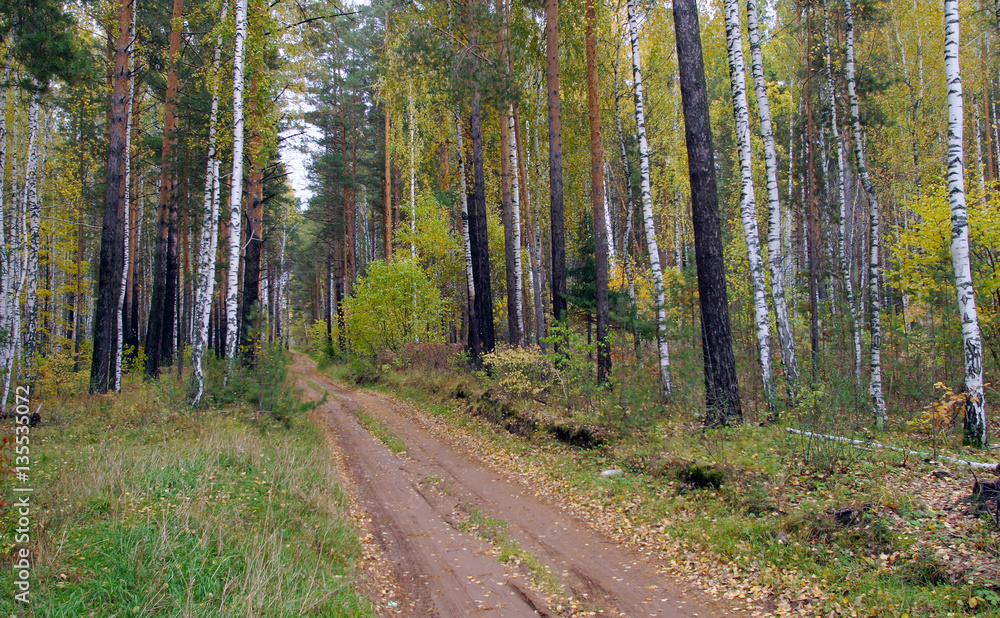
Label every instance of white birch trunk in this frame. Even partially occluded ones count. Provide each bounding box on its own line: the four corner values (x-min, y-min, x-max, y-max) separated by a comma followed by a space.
522, 102, 546, 346
845, 0, 886, 426
456, 114, 475, 314
508, 109, 524, 339
991, 100, 1000, 181
22, 91, 41, 379
748, 0, 799, 400
531, 91, 547, 346
192, 2, 227, 406
115, 87, 131, 391
115, 1, 138, 392
409, 82, 416, 259
723, 0, 775, 405
943, 0, 987, 446
224, 0, 247, 361
603, 164, 616, 272
627, 0, 672, 394
0, 57, 13, 410
823, 0, 862, 382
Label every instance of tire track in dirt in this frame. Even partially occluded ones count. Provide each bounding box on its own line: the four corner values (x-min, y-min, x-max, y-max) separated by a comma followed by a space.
292, 353, 718, 617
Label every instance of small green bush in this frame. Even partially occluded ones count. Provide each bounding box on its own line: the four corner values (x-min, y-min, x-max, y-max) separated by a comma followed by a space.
345, 258, 444, 356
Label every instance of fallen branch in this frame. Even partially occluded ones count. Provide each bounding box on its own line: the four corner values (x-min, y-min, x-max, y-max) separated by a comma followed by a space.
786, 428, 1000, 471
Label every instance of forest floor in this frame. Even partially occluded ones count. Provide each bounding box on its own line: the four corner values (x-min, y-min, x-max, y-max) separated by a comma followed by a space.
291, 352, 740, 616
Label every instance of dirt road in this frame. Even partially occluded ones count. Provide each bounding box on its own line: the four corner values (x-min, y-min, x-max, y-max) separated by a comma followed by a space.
292, 354, 720, 617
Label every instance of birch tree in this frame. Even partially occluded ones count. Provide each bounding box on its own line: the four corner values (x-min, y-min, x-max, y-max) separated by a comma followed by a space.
457, 113, 476, 357
747, 0, 799, 402
627, 0, 672, 395
225, 0, 248, 361
191, 1, 228, 406
21, 92, 41, 382
114, 0, 138, 392
823, 0, 862, 382
508, 109, 524, 344
844, 0, 885, 425
943, 0, 987, 447
723, 0, 775, 406
0, 58, 12, 411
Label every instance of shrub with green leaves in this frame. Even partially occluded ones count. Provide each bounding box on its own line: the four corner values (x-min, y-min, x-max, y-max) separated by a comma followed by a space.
345, 258, 444, 356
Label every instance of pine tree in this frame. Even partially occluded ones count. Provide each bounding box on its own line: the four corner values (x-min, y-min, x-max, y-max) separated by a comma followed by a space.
674, 0, 742, 424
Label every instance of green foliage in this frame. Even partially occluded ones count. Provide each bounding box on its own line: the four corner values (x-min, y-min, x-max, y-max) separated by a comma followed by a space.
890, 181, 1000, 364
204, 344, 303, 426
0, 0, 91, 88
344, 258, 444, 356
304, 319, 338, 361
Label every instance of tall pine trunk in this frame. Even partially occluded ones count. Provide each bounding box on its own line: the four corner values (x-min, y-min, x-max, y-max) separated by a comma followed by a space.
747, 0, 799, 402
545, 0, 567, 326
674, 0, 742, 424
627, 0, 672, 394
144, 0, 184, 377
723, 0, 775, 406
91, 0, 132, 391
586, 0, 611, 383
241, 75, 264, 366
469, 94, 494, 356
465, 1, 495, 358
944, 0, 987, 447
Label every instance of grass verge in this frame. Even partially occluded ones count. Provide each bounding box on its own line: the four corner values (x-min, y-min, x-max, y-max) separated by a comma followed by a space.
0, 373, 373, 617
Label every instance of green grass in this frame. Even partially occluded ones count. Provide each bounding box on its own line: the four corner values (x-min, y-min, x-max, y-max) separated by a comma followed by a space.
0, 372, 374, 617
356, 411, 406, 453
